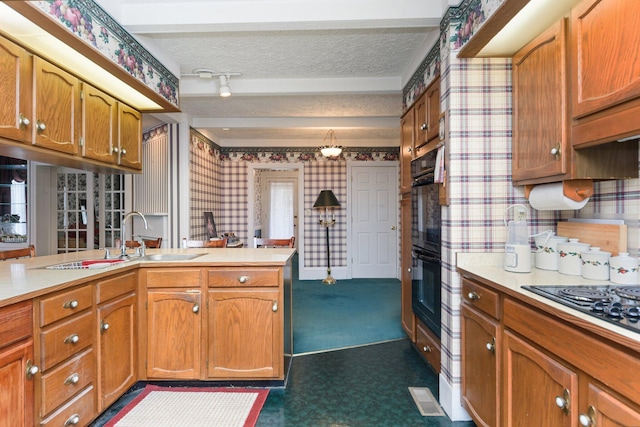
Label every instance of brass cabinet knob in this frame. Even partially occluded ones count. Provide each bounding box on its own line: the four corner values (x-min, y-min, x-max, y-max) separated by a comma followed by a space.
64, 334, 79, 344
64, 414, 80, 426
423, 345, 432, 353
63, 300, 79, 309
100, 320, 110, 334
19, 114, 30, 128
64, 373, 80, 385
36, 120, 46, 132
555, 388, 571, 415
272, 301, 278, 312
25, 360, 39, 380
579, 406, 596, 426
238, 276, 248, 283
467, 292, 480, 301
192, 304, 200, 314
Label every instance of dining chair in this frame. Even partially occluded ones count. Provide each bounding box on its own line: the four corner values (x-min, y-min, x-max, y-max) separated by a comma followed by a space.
0, 245, 35, 261
254, 237, 295, 248
204, 238, 227, 248
125, 240, 142, 248
143, 237, 162, 248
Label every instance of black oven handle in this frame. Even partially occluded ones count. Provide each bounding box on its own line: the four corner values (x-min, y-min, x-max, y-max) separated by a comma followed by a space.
411, 250, 440, 264
412, 171, 435, 186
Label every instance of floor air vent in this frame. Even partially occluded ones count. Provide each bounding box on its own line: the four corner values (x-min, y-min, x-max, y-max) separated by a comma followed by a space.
408, 387, 445, 417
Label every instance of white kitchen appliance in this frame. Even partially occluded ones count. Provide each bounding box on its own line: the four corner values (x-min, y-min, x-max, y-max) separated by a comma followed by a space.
504, 205, 531, 273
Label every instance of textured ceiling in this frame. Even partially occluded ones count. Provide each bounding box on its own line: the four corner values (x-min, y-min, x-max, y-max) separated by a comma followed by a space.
101, 0, 444, 147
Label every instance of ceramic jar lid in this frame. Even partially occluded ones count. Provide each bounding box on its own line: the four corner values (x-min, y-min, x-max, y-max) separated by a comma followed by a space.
558, 238, 590, 276
610, 252, 639, 285
581, 247, 611, 281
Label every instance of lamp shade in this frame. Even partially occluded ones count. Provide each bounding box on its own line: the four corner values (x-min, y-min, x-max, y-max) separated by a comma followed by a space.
313, 190, 341, 208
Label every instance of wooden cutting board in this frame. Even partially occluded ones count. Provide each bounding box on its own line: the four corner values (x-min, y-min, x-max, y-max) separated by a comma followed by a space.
557, 222, 627, 256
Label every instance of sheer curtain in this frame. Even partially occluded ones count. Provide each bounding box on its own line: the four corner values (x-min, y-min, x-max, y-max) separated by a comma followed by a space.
269, 181, 294, 238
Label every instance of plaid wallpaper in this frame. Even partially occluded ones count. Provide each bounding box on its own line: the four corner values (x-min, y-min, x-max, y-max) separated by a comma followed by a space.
189, 133, 222, 240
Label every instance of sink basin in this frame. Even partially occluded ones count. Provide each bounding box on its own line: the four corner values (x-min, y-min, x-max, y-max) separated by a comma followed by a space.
46, 259, 127, 270
141, 253, 205, 262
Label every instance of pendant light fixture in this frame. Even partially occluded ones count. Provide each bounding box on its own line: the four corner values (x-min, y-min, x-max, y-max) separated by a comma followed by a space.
319, 129, 343, 157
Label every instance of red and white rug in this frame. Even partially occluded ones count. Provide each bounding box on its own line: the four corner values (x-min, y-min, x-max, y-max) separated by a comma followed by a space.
105, 385, 269, 427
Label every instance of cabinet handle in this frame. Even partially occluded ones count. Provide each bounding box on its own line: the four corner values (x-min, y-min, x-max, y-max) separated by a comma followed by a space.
554, 388, 571, 415
272, 301, 278, 312
485, 337, 496, 354
467, 292, 480, 301
36, 120, 46, 132
64, 334, 80, 344
192, 303, 200, 314
112, 147, 119, 154
423, 345, 432, 353
550, 145, 561, 156
63, 300, 79, 309
64, 414, 80, 426
64, 373, 80, 385
579, 405, 596, 427
19, 114, 30, 128
121, 148, 127, 156
100, 320, 110, 334
238, 276, 248, 283
25, 360, 39, 380
420, 123, 427, 131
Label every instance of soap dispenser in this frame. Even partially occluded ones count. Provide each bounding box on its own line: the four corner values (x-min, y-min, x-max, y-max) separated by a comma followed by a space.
504, 206, 531, 273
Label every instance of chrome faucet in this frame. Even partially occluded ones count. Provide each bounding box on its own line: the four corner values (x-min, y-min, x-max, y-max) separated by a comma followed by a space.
120, 211, 149, 258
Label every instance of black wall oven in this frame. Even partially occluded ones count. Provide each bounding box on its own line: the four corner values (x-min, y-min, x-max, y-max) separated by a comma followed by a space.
410, 151, 442, 338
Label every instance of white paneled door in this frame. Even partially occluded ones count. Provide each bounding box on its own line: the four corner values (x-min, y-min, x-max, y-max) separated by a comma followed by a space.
351, 165, 398, 278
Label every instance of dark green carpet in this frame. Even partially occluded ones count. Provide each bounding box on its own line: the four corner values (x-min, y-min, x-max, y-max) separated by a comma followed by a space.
293, 277, 405, 354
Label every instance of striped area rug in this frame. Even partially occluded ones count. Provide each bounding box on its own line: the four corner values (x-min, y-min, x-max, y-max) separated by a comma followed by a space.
105, 385, 269, 427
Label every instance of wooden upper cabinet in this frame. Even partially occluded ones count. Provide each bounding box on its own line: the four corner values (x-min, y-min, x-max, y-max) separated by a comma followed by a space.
571, 0, 640, 146
0, 36, 32, 143
413, 93, 427, 148
400, 108, 414, 194
82, 83, 117, 164
425, 76, 441, 142
117, 103, 142, 170
33, 56, 80, 155
571, 0, 640, 119
512, 19, 569, 184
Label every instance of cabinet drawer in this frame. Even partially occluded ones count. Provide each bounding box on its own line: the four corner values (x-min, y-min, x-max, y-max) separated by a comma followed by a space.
40, 385, 95, 427
415, 320, 440, 373
39, 311, 93, 371
462, 278, 500, 319
209, 267, 280, 287
40, 348, 95, 417
38, 285, 93, 327
144, 268, 202, 288
96, 271, 137, 304
0, 301, 32, 349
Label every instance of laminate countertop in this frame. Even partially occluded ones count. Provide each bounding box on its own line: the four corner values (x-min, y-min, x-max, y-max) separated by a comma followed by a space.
457, 252, 640, 347
0, 248, 295, 308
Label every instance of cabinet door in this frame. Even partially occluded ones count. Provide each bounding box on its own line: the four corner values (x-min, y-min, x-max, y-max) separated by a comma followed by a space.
413, 93, 427, 147
571, 0, 640, 119
512, 19, 569, 184
461, 304, 499, 427
400, 109, 414, 194
503, 330, 578, 427
117, 103, 142, 170
146, 290, 201, 379
82, 83, 117, 164
0, 340, 34, 427
33, 57, 80, 155
208, 288, 282, 379
97, 293, 136, 412
580, 383, 640, 427
0, 36, 32, 143
400, 196, 414, 340
425, 76, 440, 142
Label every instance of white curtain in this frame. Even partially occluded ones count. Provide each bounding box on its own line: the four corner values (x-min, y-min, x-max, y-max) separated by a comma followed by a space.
269, 181, 294, 238
10, 180, 27, 235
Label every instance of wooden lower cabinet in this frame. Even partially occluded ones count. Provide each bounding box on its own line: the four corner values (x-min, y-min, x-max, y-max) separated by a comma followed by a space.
0, 301, 34, 427
207, 288, 282, 379
146, 290, 202, 379
503, 330, 578, 426
461, 303, 500, 427
415, 319, 440, 373
97, 293, 136, 411
582, 382, 640, 426
400, 195, 414, 340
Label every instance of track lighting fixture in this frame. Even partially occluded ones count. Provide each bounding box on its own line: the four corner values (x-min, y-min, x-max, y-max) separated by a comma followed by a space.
218, 75, 231, 97
182, 68, 241, 97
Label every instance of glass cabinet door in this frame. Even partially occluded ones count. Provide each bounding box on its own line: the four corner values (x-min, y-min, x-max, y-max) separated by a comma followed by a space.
0, 156, 28, 245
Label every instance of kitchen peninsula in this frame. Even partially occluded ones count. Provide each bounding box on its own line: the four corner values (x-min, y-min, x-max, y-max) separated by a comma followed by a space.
457, 252, 640, 426
0, 248, 294, 426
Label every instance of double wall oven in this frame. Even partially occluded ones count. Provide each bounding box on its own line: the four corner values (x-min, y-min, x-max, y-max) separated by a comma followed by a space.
411, 151, 441, 338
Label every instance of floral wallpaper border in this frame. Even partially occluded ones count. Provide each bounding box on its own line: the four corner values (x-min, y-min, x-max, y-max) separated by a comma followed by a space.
31, 0, 179, 108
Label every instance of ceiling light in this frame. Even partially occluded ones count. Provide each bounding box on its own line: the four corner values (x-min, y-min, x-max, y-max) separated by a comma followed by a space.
218, 75, 231, 97
319, 129, 343, 157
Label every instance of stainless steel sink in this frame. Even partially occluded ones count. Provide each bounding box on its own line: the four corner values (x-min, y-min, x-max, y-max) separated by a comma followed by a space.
46, 259, 127, 270
140, 253, 205, 261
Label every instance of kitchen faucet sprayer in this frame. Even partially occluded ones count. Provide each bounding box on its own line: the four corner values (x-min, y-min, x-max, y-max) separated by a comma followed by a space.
120, 211, 149, 258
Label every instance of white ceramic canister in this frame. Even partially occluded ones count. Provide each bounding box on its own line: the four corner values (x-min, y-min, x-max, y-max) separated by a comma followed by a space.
558, 238, 590, 276
534, 234, 568, 271
609, 252, 639, 285
581, 247, 611, 281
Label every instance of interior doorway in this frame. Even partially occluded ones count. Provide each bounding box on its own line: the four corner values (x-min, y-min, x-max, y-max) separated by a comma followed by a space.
247, 163, 304, 256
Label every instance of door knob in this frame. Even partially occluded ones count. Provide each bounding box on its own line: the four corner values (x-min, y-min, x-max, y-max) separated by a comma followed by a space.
391, 226, 397, 230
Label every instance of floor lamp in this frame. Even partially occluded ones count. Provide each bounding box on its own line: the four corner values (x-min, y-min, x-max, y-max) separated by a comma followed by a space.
313, 190, 341, 284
